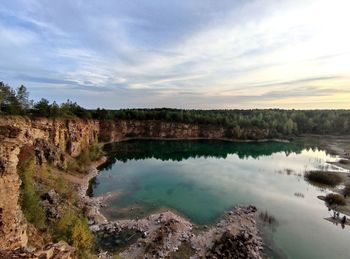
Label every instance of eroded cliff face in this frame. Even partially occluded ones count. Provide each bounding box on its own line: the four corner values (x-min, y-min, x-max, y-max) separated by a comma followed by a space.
0, 116, 271, 252
0, 116, 99, 250
99, 119, 271, 142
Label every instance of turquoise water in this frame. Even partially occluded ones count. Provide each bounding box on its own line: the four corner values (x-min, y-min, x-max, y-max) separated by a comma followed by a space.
93, 140, 350, 259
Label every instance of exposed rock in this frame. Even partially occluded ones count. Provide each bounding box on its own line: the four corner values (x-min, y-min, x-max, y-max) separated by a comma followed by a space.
0, 116, 99, 250
0, 116, 269, 256
41, 189, 63, 220
99, 120, 273, 143
34, 139, 66, 169
0, 125, 21, 139
91, 205, 263, 259
0, 241, 75, 258
191, 205, 263, 259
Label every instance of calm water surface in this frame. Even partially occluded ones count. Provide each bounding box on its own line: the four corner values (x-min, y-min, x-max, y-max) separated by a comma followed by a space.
92, 140, 350, 259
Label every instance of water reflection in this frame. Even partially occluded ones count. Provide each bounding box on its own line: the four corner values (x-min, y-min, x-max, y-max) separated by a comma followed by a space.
100, 139, 306, 170
93, 139, 350, 259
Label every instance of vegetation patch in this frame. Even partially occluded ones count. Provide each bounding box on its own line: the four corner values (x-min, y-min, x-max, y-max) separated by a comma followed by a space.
325, 193, 346, 206
67, 141, 103, 174
304, 170, 343, 187
339, 159, 350, 165
53, 208, 93, 258
18, 158, 46, 230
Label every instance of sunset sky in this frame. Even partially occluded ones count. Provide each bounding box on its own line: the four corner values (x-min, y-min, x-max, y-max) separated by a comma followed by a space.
1, 0, 350, 109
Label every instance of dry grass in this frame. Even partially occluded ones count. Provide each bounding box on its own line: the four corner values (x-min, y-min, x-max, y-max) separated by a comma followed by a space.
325, 193, 346, 206
304, 171, 343, 187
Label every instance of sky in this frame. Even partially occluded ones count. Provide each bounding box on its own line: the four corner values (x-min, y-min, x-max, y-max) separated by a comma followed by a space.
1, 0, 350, 109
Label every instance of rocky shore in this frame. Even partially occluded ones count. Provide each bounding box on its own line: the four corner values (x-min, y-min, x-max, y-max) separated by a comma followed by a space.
87, 202, 263, 258
75, 146, 264, 259
77, 156, 110, 225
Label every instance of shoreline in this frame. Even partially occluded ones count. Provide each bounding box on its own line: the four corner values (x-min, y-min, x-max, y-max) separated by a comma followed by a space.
78, 153, 263, 258
109, 136, 291, 144
79, 136, 350, 258
77, 156, 109, 224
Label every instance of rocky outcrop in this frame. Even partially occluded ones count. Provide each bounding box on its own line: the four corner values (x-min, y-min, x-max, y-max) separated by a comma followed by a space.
99, 120, 272, 142
0, 116, 99, 250
89, 205, 262, 259
0, 116, 268, 255
0, 241, 75, 258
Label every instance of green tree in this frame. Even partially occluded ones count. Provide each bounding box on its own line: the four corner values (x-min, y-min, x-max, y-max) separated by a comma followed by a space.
34, 98, 51, 117
16, 85, 31, 110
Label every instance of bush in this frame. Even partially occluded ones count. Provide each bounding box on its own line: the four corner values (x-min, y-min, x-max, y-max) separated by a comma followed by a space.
70, 141, 103, 174
304, 171, 343, 187
19, 159, 46, 230
339, 159, 350, 165
53, 208, 93, 257
325, 193, 346, 206
72, 219, 93, 252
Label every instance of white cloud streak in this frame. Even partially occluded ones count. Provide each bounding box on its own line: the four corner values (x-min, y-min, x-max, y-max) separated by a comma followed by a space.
0, 0, 349, 108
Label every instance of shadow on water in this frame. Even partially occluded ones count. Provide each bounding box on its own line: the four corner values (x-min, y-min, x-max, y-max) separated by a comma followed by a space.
94, 229, 141, 253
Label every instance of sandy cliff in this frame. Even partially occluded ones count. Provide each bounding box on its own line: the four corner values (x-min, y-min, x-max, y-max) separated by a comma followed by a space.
0, 116, 99, 250
0, 116, 270, 254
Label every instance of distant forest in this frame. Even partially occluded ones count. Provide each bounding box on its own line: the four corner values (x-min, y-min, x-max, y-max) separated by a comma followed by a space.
1, 82, 350, 136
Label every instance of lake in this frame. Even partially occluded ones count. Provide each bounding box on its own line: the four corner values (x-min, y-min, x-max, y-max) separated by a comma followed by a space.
92, 139, 350, 259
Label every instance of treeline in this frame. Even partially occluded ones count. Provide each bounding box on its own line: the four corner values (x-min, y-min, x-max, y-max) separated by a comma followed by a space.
96, 108, 350, 135
0, 82, 91, 118
1, 82, 350, 136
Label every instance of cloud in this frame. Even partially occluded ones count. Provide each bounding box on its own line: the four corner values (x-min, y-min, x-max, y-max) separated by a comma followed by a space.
0, 0, 350, 108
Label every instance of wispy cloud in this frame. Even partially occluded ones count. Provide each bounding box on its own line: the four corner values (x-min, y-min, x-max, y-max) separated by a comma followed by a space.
1, 0, 350, 108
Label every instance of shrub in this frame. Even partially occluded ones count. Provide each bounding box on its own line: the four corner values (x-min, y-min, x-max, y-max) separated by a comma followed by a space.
71, 219, 93, 252
53, 208, 93, 257
304, 171, 343, 187
19, 159, 46, 230
325, 193, 346, 206
70, 141, 103, 174
339, 159, 350, 165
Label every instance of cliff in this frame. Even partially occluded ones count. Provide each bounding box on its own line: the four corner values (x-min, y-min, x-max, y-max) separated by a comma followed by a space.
0, 116, 99, 250
99, 119, 271, 142
0, 116, 271, 254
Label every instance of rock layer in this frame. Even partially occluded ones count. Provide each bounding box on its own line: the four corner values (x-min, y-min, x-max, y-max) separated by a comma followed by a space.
0, 116, 98, 250
0, 116, 269, 255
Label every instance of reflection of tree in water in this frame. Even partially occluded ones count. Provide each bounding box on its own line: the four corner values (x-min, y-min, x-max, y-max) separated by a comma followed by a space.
86, 177, 99, 197
99, 139, 306, 170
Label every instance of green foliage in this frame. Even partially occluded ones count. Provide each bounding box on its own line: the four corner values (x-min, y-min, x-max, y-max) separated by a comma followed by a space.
2, 81, 350, 137
33, 98, 51, 117
106, 108, 350, 136
325, 193, 346, 206
53, 208, 93, 257
19, 159, 46, 230
71, 219, 93, 252
68, 141, 103, 173
0, 82, 28, 115
304, 171, 343, 187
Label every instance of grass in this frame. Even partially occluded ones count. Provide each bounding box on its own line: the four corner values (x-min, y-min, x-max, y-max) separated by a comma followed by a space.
304, 170, 343, 187
325, 193, 346, 206
18, 157, 47, 230
67, 141, 104, 174
17, 142, 98, 258
53, 208, 93, 258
